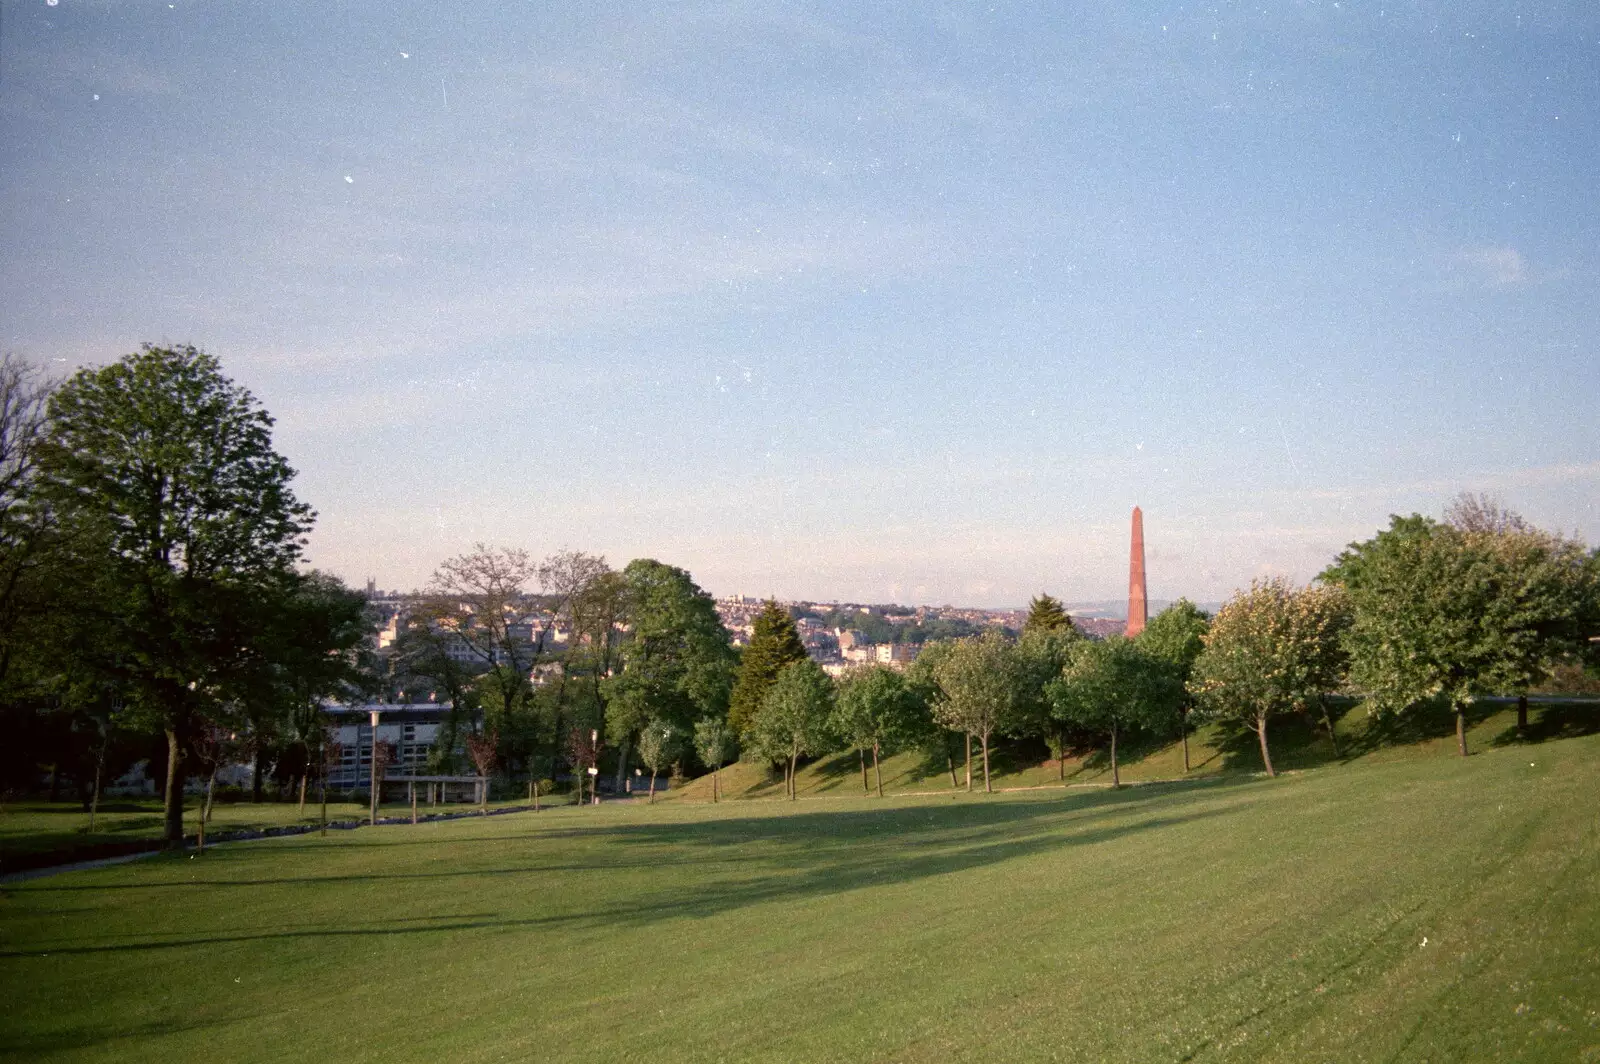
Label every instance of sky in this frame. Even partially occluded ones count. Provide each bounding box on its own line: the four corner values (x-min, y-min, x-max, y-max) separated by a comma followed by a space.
3, 1, 1598, 608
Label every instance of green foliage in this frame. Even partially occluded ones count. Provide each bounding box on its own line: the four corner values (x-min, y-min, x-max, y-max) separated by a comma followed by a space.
748, 659, 835, 798
37, 345, 315, 842
1049, 636, 1182, 785
931, 631, 1023, 792
728, 599, 808, 737
1023, 593, 1074, 634
1136, 599, 1210, 678
1189, 579, 1349, 776
1324, 514, 1599, 754
831, 665, 927, 795
693, 716, 735, 770
605, 560, 736, 747
635, 719, 684, 800
1013, 625, 1082, 750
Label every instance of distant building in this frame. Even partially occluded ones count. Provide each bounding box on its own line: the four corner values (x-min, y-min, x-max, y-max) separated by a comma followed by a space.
324, 703, 460, 788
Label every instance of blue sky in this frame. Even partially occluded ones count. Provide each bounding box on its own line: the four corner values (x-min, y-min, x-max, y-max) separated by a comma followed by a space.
4, 1, 1598, 606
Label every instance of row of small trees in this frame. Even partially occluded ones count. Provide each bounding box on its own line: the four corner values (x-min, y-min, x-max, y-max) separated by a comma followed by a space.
707, 494, 1599, 795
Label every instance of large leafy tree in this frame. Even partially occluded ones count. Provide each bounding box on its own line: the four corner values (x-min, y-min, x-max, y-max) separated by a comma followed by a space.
1323, 511, 1597, 756
831, 665, 926, 797
422, 545, 541, 767
1189, 580, 1348, 776
748, 659, 834, 800
39, 345, 314, 844
903, 640, 963, 788
1136, 599, 1211, 770
932, 631, 1021, 793
728, 599, 808, 737
538, 550, 618, 782
247, 569, 375, 809
1049, 637, 1180, 786
1014, 625, 1082, 779
605, 560, 736, 778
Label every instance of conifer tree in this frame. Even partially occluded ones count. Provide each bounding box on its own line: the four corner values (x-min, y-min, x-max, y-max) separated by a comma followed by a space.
1023, 593, 1073, 634
728, 599, 808, 737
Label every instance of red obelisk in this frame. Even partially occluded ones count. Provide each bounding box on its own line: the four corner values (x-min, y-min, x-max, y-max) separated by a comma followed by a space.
1125, 506, 1148, 637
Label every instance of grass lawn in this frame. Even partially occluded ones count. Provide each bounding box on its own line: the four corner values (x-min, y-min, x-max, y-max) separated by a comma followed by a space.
0, 793, 574, 871
2, 731, 1598, 1062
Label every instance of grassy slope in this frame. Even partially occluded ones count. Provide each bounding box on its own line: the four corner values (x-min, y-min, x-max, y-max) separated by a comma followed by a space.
669, 697, 1599, 803
2, 731, 1598, 1063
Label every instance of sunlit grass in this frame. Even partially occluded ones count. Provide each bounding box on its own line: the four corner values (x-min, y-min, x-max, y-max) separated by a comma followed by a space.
2, 729, 1597, 1062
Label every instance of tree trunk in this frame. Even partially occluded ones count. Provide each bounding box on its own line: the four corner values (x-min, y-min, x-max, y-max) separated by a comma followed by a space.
712, 764, 720, 803
859, 748, 868, 793
252, 748, 264, 803
788, 751, 798, 800
203, 766, 218, 824
964, 733, 972, 793
319, 773, 328, 836
1516, 694, 1528, 733
647, 772, 657, 803
195, 801, 205, 855
48, 762, 60, 801
88, 749, 105, 833
1180, 711, 1191, 773
1256, 716, 1276, 777
1109, 722, 1119, 788
162, 727, 186, 847
946, 747, 958, 788
1318, 696, 1340, 758
1057, 728, 1066, 781
1456, 705, 1468, 757
981, 732, 992, 793
873, 742, 883, 798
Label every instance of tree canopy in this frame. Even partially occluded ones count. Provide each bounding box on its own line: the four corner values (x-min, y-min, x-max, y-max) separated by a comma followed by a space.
931, 631, 1021, 793
38, 345, 316, 843
1023, 593, 1074, 634
606, 559, 736, 763
1049, 636, 1180, 786
748, 659, 834, 799
1323, 512, 1598, 755
728, 599, 807, 737
1189, 580, 1348, 776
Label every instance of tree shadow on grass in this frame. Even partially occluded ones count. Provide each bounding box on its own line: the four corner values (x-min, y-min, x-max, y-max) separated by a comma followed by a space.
1336, 697, 1511, 759
0, 1010, 252, 1057
8, 776, 1259, 921
803, 751, 870, 795
1488, 700, 1600, 748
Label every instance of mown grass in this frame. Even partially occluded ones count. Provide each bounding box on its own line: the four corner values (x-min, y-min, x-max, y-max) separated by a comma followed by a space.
2, 729, 1597, 1062
0, 792, 573, 870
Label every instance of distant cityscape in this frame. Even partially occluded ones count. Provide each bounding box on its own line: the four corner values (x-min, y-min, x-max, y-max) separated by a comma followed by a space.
360, 577, 1210, 680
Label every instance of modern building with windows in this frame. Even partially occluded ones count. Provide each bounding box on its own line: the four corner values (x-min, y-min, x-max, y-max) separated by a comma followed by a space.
324, 702, 462, 789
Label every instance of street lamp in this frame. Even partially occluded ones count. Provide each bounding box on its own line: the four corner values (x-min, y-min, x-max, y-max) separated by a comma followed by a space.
369, 708, 381, 825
